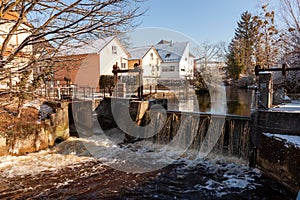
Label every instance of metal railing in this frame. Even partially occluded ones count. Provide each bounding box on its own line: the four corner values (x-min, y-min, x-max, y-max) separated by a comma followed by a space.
35, 85, 103, 100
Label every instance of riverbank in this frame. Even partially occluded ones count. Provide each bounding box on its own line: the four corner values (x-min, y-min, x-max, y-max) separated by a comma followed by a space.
0, 101, 45, 156
0, 98, 69, 156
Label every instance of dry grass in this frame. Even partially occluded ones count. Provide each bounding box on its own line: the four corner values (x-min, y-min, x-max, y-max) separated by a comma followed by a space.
0, 99, 39, 137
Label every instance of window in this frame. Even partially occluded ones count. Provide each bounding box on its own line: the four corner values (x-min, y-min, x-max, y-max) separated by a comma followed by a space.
181, 68, 185, 71
150, 53, 154, 60
165, 53, 171, 58
112, 46, 117, 54
121, 63, 126, 68
162, 66, 175, 72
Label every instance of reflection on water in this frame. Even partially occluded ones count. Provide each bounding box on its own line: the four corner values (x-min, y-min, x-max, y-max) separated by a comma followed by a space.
168, 86, 254, 116
225, 87, 255, 116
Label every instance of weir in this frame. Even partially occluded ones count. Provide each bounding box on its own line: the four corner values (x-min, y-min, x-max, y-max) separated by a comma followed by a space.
95, 98, 251, 160
142, 110, 250, 160
35, 73, 298, 194
93, 94, 299, 194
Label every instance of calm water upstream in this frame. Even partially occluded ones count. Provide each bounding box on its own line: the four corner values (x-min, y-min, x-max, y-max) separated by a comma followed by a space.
168, 86, 254, 116
0, 86, 296, 199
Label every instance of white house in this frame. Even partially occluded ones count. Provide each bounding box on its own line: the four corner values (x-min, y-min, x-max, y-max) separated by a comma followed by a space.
0, 12, 33, 90
127, 46, 162, 88
155, 40, 194, 81
195, 59, 227, 80
55, 36, 130, 88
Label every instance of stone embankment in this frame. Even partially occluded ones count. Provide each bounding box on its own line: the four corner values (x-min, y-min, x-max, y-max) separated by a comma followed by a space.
250, 108, 300, 194
0, 101, 69, 156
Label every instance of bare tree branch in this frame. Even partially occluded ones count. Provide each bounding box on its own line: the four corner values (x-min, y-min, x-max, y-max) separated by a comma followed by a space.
0, 0, 145, 78
0, 0, 146, 117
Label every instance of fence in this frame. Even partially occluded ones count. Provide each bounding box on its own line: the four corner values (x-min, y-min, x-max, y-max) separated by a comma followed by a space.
34, 85, 103, 100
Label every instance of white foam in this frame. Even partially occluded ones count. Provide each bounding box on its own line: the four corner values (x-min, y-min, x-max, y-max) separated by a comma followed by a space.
0, 134, 260, 194
222, 177, 250, 189
0, 137, 95, 178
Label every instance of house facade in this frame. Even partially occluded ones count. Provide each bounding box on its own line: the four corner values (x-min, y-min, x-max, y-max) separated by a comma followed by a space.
0, 12, 33, 90
127, 46, 162, 89
195, 60, 227, 80
54, 36, 130, 88
155, 41, 194, 82
54, 38, 196, 97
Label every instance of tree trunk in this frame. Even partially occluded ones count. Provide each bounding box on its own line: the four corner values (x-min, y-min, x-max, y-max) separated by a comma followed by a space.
16, 96, 24, 118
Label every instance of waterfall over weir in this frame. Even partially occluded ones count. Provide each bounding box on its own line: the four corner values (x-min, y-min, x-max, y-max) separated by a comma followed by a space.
96, 98, 251, 162
141, 111, 251, 160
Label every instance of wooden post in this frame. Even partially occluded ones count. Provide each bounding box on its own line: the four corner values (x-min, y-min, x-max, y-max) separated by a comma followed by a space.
113, 63, 118, 85
139, 66, 143, 99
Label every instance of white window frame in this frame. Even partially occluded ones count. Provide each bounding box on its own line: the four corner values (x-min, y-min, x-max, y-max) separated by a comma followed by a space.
112, 46, 117, 54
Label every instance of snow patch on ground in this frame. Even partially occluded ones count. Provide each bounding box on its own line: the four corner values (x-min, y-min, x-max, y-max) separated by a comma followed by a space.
263, 132, 300, 148
271, 101, 300, 112
22, 99, 42, 109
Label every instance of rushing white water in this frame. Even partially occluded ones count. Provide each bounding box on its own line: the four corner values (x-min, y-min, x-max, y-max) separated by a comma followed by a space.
0, 135, 295, 199
0, 135, 248, 179
0, 137, 95, 178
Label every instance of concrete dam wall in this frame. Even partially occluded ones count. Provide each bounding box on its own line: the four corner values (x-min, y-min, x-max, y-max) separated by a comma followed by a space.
96, 98, 251, 160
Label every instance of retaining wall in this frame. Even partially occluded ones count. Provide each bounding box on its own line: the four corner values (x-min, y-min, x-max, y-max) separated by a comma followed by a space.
250, 109, 300, 194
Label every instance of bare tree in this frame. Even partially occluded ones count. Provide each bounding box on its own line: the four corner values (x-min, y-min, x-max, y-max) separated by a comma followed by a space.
195, 41, 226, 68
252, 4, 280, 68
0, 0, 145, 116
194, 42, 226, 87
278, 0, 300, 93
279, 0, 300, 66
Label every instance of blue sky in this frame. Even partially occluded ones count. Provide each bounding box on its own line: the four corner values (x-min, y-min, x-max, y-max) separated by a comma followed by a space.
129, 0, 264, 47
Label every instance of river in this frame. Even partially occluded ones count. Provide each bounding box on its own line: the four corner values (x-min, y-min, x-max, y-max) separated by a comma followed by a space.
0, 136, 295, 199
0, 86, 296, 199
168, 86, 255, 116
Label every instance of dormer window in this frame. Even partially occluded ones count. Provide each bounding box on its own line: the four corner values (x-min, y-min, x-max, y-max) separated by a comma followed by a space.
112, 46, 117, 54
165, 53, 171, 58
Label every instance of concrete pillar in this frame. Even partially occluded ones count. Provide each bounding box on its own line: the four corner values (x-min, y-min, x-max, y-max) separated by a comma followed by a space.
258, 72, 273, 109
116, 83, 126, 97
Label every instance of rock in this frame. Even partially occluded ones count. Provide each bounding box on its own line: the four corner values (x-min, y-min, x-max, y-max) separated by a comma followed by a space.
8, 125, 49, 155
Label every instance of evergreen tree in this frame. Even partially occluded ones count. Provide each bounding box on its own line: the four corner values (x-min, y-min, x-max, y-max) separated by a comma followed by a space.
226, 11, 255, 79
235, 11, 255, 74
226, 40, 243, 80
